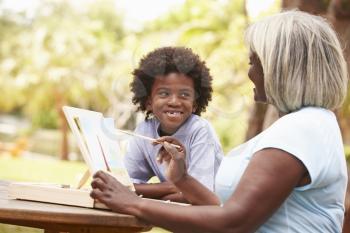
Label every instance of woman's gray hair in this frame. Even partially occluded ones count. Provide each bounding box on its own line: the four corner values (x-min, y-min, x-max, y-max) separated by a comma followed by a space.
245, 10, 348, 113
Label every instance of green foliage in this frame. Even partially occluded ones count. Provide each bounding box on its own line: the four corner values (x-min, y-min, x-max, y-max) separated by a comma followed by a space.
23, 83, 57, 128
342, 84, 350, 116
31, 109, 58, 129
345, 145, 350, 160
0, 0, 126, 128
0, 0, 347, 150
143, 0, 251, 150
0, 0, 284, 151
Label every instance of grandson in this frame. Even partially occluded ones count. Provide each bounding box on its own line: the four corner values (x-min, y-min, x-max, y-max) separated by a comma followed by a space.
124, 46, 223, 203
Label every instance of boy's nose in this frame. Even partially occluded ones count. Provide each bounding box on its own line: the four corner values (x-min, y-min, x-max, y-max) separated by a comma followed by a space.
168, 95, 180, 105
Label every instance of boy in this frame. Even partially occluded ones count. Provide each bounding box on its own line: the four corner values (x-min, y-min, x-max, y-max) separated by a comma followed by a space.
125, 47, 223, 203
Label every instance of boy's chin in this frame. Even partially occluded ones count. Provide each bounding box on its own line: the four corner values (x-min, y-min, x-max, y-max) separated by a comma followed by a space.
159, 122, 184, 135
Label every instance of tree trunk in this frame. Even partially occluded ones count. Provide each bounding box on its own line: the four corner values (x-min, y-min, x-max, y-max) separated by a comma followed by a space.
259, 0, 350, 144
60, 107, 69, 161
330, 0, 350, 228
55, 90, 69, 161
282, 0, 329, 14
245, 103, 268, 141
328, 0, 350, 145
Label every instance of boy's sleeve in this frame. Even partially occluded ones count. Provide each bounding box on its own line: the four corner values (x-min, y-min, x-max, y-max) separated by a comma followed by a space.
124, 138, 154, 184
187, 127, 223, 191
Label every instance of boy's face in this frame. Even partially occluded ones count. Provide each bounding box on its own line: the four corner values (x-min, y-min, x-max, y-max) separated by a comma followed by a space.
147, 73, 196, 135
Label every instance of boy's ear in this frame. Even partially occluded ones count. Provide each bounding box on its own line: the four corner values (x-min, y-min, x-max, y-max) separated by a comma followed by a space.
146, 98, 152, 111
192, 102, 197, 113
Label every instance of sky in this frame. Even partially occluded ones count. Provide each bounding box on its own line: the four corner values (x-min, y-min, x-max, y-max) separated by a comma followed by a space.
246, 0, 277, 18
0, 0, 277, 30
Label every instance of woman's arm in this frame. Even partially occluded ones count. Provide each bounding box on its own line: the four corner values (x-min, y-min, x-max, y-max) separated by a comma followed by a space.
157, 139, 221, 205
91, 148, 307, 233
171, 173, 220, 205
155, 174, 221, 205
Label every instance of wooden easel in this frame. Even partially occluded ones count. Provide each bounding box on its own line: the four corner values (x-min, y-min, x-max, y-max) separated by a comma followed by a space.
76, 170, 90, 189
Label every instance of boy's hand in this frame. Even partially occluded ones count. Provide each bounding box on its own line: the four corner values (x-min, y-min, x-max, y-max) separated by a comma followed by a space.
154, 137, 187, 184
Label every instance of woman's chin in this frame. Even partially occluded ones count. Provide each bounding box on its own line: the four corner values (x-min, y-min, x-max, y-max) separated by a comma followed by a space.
254, 95, 267, 103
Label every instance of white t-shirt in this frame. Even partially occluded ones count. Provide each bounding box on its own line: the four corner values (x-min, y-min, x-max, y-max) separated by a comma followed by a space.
215, 107, 347, 233
124, 114, 224, 191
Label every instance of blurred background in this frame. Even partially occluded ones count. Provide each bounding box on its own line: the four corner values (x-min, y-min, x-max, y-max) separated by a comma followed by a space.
0, 0, 349, 232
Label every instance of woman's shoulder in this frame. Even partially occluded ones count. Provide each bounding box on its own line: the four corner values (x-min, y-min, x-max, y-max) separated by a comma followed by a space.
271, 107, 337, 133
250, 107, 341, 157
254, 106, 343, 160
283, 106, 334, 121
284, 106, 335, 120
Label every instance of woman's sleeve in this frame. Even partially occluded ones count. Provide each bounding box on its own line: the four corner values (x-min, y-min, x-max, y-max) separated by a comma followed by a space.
252, 115, 332, 190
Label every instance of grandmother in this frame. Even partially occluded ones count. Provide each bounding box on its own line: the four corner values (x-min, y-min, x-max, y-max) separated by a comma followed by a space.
91, 10, 348, 233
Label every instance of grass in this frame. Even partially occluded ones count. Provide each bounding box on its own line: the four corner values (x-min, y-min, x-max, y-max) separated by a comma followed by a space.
0, 153, 169, 233
0, 225, 42, 233
1, 155, 86, 184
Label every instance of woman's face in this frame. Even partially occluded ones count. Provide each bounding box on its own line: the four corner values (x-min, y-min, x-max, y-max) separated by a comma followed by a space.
248, 52, 267, 102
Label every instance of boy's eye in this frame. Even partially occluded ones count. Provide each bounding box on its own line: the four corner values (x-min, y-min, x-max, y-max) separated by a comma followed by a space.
179, 92, 191, 98
158, 91, 169, 97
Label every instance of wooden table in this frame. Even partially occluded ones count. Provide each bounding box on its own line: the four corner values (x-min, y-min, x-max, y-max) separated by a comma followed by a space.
0, 181, 152, 233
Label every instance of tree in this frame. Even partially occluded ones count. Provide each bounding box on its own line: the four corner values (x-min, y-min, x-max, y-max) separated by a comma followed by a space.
0, 0, 127, 160
144, 0, 252, 151
245, 0, 350, 142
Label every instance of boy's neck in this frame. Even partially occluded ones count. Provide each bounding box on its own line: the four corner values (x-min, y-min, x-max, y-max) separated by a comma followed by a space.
158, 128, 173, 136
156, 114, 193, 136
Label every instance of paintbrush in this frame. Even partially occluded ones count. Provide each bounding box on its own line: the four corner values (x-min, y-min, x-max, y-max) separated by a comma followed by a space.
115, 129, 181, 149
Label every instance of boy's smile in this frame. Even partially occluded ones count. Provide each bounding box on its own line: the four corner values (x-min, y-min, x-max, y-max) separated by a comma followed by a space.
147, 73, 196, 135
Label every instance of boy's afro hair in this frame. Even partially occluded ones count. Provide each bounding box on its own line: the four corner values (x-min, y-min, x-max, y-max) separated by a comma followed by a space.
130, 46, 213, 119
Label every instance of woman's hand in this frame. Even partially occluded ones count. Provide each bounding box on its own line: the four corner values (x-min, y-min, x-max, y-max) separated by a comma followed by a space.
90, 170, 140, 214
154, 137, 187, 184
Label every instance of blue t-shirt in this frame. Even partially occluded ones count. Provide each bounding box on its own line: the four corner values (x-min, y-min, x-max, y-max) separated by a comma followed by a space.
124, 114, 224, 191
215, 107, 347, 232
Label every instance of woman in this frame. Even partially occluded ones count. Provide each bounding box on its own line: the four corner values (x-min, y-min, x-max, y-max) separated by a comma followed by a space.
90, 11, 348, 232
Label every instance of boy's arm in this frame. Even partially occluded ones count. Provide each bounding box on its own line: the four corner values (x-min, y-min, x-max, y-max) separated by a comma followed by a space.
171, 174, 220, 205
186, 126, 223, 192
160, 175, 220, 205
160, 192, 187, 203
135, 179, 219, 205
134, 182, 180, 199
124, 137, 155, 187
